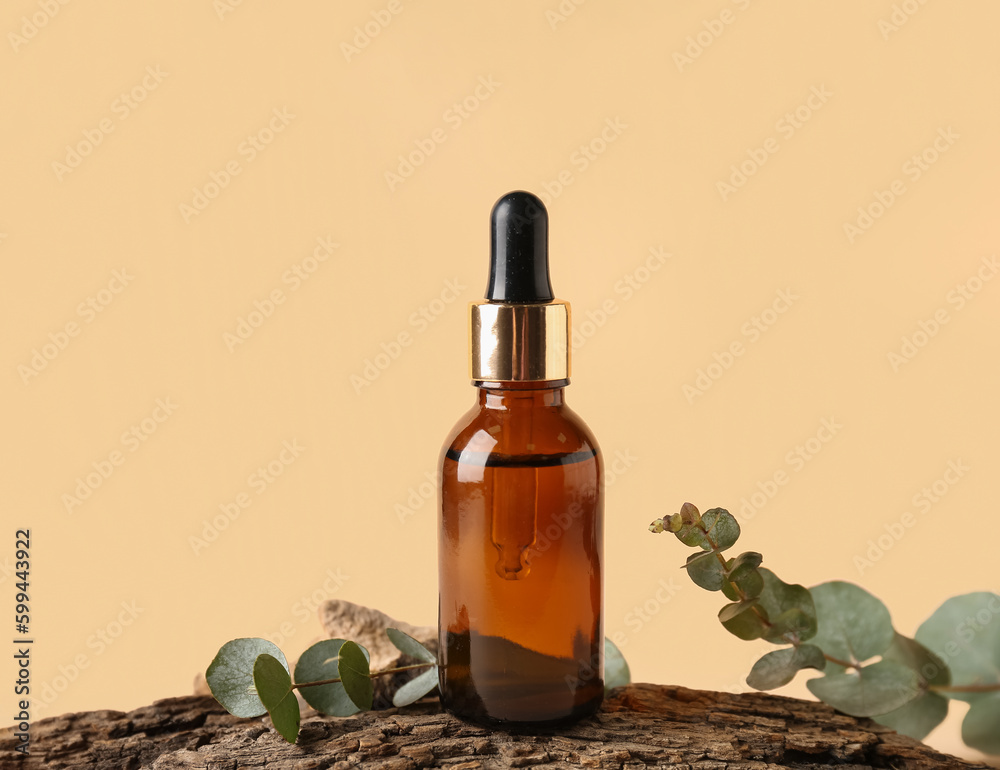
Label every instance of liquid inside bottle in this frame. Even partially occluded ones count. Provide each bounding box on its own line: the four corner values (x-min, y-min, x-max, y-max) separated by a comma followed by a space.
438, 384, 604, 726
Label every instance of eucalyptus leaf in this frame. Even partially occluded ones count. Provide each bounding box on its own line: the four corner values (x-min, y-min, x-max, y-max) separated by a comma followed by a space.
294, 639, 369, 717
699, 508, 740, 551
206, 638, 289, 718
747, 644, 826, 690
756, 569, 817, 644
874, 690, 949, 741
253, 653, 300, 743
605, 637, 631, 691
961, 693, 1000, 755
809, 581, 894, 663
338, 641, 374, 711
769, 608, 818, 643
915, 592, 1000, 703
685, 551, 726, 591
392, 667, 439, 707
720, 552, 764, 601
882, 632, 950, 687
727, 551, 763, 583
719, 599, 766, 640
386, 628, 437, 664
807, 659, 920, 717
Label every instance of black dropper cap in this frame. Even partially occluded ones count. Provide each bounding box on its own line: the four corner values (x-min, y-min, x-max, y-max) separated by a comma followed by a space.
486, 191, 554, 303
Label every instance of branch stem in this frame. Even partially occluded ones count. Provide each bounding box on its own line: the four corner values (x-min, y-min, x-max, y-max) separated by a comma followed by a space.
292, 663, 434, 690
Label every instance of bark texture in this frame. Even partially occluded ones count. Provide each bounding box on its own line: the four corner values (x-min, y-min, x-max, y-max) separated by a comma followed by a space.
2, 683, 992, 769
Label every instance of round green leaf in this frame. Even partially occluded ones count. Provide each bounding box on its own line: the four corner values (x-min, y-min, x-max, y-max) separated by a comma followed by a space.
962, 693, 1000, 755
338, 641, 373, 711
915, 592, 1000, 702
721, 554, 764, 602
605, 637, 631, 691
809, 581, 894, 663
756, 569, 817, 644
747, 644, 826, 691
699, 508, 740, 551
806, 659, 920, 717
882, 632, 950, 687
253, 653, 300, 743
685, 551, 726, 591
386, 628, 437, 664
392, 667, 439, 707
294, 639, 369, 717
206, 638, 289, 718
719, 600, 766, 640
874, 691, 949, 741
728, 551, 762, 581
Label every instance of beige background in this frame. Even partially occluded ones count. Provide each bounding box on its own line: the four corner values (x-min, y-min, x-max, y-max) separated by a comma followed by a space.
2, 0, 999, 762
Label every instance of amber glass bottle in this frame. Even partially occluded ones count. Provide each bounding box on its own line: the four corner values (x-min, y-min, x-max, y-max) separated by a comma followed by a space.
438, 191, 604, 727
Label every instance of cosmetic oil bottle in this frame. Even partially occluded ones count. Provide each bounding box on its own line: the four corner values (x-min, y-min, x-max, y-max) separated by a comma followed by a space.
438, 191, 604, 727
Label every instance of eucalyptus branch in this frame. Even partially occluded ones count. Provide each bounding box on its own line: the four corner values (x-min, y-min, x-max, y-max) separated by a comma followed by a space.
650, 501, 1000, 756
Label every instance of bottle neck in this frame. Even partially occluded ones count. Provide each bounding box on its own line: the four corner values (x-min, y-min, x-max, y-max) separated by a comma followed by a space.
475, 379, 568, 409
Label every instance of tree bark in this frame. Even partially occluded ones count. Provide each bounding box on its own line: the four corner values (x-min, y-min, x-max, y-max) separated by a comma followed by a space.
2, 682, 991, 769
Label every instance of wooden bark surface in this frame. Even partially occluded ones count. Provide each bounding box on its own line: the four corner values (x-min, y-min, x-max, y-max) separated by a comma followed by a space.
2, 682, 991, 770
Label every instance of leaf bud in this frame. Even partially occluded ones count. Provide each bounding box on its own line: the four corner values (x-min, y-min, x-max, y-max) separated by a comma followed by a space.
679, 502, 700, 526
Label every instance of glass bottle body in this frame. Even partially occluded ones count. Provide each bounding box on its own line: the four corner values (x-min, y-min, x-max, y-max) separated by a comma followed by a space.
438, 380, 604, 727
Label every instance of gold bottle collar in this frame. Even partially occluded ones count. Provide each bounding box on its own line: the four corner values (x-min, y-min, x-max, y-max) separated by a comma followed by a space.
469, 300, 570, 382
